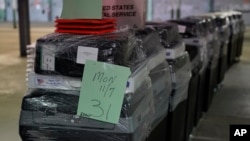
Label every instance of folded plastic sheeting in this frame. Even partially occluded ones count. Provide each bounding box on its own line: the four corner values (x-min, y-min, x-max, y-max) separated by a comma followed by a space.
167, 52, 192, 111
34, 31, 146, 77
20, 29, 173, 141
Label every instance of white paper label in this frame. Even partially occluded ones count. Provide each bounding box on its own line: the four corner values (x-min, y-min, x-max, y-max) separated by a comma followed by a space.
41, 49, 55, 71
165, 43, 186, 59
34, 77, 62, 87
178, 25, 186, 33
69, 80, 82, 88
76, 46, 98, 64
28, 72, 82, 90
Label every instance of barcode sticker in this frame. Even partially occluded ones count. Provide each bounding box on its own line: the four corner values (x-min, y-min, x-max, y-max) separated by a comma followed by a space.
42, 55, 55, 71
178, 25, 186, 33
76, 46, 98, 64
41, 48, 55, 71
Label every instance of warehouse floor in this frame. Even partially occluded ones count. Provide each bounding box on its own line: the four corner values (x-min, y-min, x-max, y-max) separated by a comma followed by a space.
190, 28, 250, 141
0, 23, 54, 141
0, 23, 249, 141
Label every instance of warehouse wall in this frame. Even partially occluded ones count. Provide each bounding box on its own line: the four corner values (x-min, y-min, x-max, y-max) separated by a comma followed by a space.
214, 0, 245, 10
1, 0, 250, 24
0, 0, 4, 21
150, 0, 250, 25
181, 0, 209, 18
151, 0, 209, 21
51, 0, 63, 20
29, 0, 49, 22
4, 0, 62, 22
214, 0, 250, 25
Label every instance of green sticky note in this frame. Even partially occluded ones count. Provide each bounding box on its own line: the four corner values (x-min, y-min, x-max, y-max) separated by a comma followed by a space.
61, 0, 102, 19
77, 60, 131, 124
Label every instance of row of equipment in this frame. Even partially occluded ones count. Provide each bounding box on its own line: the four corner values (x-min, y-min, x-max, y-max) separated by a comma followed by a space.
19, 11, 245, 141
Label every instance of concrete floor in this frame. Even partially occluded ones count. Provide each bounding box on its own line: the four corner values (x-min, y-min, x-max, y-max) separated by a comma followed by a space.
0, 23, 54, 141
0, 23, 250, 141
191, 29, 250, 141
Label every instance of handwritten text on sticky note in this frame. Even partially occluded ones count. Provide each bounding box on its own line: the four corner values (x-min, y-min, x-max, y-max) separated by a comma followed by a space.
77, 60, 131, 124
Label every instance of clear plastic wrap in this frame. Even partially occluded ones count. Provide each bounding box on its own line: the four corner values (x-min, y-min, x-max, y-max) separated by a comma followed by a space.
209, 38, 220, 68
185, 17, 215, 67
239, 16, 245, 34
22, 62, 172, 141
22, 61, 155, 141
20, 74, 155, 141
216, 16, 230, 43
228, 11, 240, 35
145, 21, 199, 80
210, 16, 221, 64
139, 23, 187, 123
185, 44, 202, 70
169, 19, 209, 69
237, 12, 245, 57
20, 29, 173, 141
148, 61, 172, 129
213, 13, 231, 68
183, 38, 208, 68
167, 52, 192, 111
34, 31, 146, 77
135, 28, 165, 60
227, 13, 236, 37
202, 17, 220, 65
146, 22, 186, 60
27, 65, 153, 116
145, 22, 182, 48
135, 27, 173, 128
